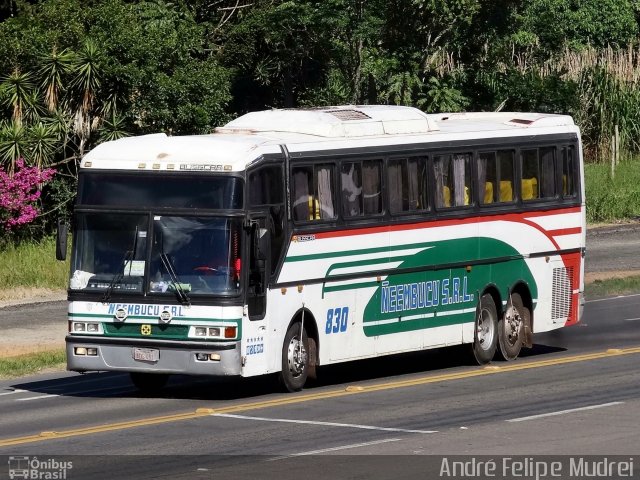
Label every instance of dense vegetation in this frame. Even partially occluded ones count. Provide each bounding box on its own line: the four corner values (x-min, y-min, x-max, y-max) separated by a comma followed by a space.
1, 0, 640, 243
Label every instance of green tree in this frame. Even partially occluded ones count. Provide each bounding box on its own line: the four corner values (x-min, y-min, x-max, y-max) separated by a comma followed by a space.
517, 0, 638, 53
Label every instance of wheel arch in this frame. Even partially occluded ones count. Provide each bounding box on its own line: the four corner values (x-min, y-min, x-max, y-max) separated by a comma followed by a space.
510, 281, 534, 330
481, 283, 503, 318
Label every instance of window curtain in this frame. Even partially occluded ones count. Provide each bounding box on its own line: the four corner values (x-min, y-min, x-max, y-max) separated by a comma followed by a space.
292, 170, 309, 221
477, 155, 487, 204
388, 161, 403, 213
362, 162, 381, 214
434, 157, 446, 208
453, 154, 466, 206
317, 167, 334, 219
540, 148, 556, 198
341, 163, 362, 217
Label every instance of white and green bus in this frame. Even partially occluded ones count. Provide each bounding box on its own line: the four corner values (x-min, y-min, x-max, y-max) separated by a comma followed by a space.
58, 105, 585, 392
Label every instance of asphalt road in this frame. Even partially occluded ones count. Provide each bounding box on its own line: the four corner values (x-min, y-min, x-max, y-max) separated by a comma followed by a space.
585, 222, 640, 273
0, 294, 639, 479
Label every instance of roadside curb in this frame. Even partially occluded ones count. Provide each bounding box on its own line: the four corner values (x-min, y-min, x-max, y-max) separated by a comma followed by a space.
586, 220, 640, 237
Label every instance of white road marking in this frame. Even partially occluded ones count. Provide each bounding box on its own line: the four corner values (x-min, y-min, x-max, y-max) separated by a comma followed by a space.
214, 413, 437, 434
586, 293, 640, 304
0, 389, 26, 397
506, 401, 624, 422
268, 438, 402, 460
16, 394, 61, 402
624, 317, 640, 322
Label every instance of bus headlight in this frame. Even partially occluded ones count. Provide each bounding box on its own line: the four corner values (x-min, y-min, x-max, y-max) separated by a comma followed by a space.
69, 321, 103, 334
189, 325, 237, 340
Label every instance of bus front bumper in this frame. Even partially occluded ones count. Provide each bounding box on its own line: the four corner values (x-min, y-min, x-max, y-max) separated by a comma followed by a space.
66, 335, 241, 376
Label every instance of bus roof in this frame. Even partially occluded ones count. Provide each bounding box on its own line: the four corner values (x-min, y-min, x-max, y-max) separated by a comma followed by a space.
82, 106, 577, 172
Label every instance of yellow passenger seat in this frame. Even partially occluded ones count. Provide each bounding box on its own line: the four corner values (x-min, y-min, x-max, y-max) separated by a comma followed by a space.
483, 182, 494, 204
308, 196, 320, 219
521, 178, 538, 200
500, 180, 513, 202
442, 186, 451, 207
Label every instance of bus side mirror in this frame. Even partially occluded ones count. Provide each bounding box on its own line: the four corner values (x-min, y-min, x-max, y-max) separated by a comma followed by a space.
56, 219, 68, 261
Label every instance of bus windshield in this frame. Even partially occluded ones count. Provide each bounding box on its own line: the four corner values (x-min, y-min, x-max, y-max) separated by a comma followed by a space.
78, 172, 243, 209
70, 213, 242, 297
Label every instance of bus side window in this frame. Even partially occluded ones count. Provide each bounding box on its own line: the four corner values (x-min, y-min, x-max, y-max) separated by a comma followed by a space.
341, 162, 363, 217
521, 149, 539, 200
498, 150, 515, 202
389, 157, 428, 214
521, 147, 556, 201
248, 164, 285, 276
434, 153, 471, 208
292, 164, 336, 222
539, 147, 556, 198
478, 152, 497, 204
292, 168, 312, 221
562, 145, 576, 197
342, 159, 383, 217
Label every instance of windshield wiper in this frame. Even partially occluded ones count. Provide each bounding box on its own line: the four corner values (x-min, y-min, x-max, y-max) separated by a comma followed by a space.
102, 227, 138, 304
101, 251, 132, 304
159, 253, 191, 306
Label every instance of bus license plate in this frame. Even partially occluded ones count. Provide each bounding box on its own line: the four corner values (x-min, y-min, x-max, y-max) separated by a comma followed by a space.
133, 348, 159, 362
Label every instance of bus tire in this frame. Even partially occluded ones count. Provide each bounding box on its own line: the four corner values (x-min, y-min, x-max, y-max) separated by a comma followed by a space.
496, 293, 527, 361
130, 372, 169, 392
470, 293, 498, 365
278, 322, 309, 392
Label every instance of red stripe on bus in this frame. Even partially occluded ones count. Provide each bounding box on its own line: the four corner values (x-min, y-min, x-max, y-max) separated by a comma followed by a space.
548, 227, 582, 237
305, 206, 583, 241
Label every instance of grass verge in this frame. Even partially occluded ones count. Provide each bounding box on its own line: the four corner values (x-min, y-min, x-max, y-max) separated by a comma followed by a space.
585, 157, 640, 223
0, 237, 69, 290
0, 350, 66, 379
584, 274, 640, 300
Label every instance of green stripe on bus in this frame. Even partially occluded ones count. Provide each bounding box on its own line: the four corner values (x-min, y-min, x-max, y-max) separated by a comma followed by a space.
363, 310, 474, 337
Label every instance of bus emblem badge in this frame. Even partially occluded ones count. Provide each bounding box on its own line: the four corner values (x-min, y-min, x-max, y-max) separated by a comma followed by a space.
141, 324, 152, 335
159, 310, 172, 324
114, 308, 127, 322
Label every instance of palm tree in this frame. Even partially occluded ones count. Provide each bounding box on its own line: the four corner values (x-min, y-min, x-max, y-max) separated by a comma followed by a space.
0, 120, 27, 174
69, 40, 102, 157
0, 69, 36, 125
28, 122, 58, 169
38, 47, 75, 112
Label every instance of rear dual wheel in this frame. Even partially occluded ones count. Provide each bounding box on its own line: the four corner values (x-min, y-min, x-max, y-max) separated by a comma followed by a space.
471, 294, 498, 364
496, 293, 528, 361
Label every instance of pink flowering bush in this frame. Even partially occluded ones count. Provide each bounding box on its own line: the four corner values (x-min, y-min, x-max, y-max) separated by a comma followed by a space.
0, 159, 55, 231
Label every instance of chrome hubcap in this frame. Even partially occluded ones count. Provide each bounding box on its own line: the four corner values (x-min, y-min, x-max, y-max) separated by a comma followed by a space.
287, 336, 306, 377
504, 305, 522, 345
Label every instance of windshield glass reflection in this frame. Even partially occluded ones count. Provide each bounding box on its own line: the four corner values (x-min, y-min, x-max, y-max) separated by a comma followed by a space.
70, 213, 147, 293
149, 216, 242, 296
70, 214, 242, 297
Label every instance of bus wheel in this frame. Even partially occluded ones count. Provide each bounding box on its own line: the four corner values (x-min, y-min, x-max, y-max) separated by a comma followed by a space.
497, 293, 527, 361
471, 294, 498, 365
130, 372, 169, 392
279, 323, 309, 392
